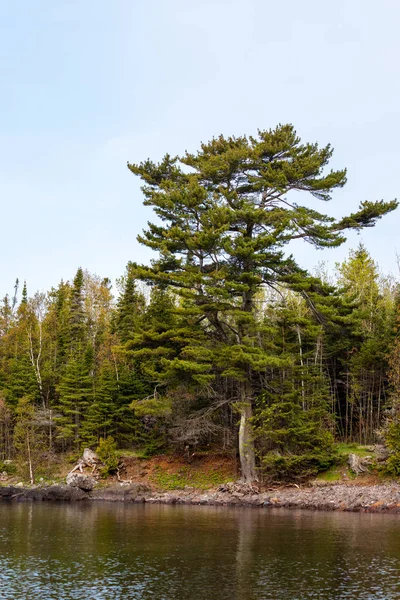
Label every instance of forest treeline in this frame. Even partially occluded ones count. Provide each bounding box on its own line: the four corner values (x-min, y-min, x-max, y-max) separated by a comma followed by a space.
2, 124, 400, 482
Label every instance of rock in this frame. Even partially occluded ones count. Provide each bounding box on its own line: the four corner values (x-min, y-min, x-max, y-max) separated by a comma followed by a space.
374, 444, 390, 462
198, 495, 210, 505
311, 479, 335, 487
0, 486, 25, 498
232, 492, 245, 498
89, 483, 150, 502
217, 481, 259, 495
0, 484, 88, 501
15, 482, 24, 487
66, 473, 96, 491
123, 484, 151, 502
25, 484, 88, 501
249, 495, 264, 506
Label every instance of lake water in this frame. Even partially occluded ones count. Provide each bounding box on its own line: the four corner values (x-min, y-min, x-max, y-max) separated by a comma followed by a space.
0, 502, 400, 599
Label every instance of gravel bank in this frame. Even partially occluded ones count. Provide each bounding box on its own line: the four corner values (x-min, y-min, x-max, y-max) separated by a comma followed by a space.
2, 481, 400, 512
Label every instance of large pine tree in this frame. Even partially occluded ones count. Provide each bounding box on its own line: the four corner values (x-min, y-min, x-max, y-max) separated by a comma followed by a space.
128, 125, 397, 481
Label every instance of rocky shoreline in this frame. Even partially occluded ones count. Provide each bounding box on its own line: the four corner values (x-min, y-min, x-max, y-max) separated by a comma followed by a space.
2, 480, 400, 513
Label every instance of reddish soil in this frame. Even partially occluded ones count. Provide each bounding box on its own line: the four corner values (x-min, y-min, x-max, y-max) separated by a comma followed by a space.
117, 452, 238, 487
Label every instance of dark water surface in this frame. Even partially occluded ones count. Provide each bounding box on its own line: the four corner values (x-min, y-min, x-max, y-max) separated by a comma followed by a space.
0, 502, 400, 599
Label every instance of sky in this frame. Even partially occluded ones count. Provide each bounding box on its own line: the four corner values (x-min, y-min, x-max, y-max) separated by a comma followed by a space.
0, 0, 399, 299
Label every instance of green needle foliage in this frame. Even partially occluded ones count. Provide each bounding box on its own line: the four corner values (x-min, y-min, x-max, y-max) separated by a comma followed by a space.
127, 124, 397, 481
14, 397, 46, 484
254, 291, 335, 480
0, 124, 397, 484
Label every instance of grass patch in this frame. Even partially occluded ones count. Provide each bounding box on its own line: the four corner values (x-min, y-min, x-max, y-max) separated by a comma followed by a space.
317, 466, 342, 482
0, 461, 17, 476
317, 443, 377, 481
116, 449, 148, 459
336, 443, 374, 459
149, 465, 233, 491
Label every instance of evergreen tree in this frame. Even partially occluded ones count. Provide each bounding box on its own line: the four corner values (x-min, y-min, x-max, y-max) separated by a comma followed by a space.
0, 295, 13, 336
381, 297, 400, 473
115, 286, 174, 447
52, 280, 72, 369
112, 263, 145, 343
254, 290, 335, 480
2, 294, 40, 406
55, 269, 92, 449
21, 282, 28, 305
128, 124, 398, 481
69, 267, 85, 350
0, 398, 13, 460
335, 245, 395, 442
56, 353, 93, 450
13, 397, 46, 484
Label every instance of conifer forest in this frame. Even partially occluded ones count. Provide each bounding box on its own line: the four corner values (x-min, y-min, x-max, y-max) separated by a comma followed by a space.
2, 125, 400, 482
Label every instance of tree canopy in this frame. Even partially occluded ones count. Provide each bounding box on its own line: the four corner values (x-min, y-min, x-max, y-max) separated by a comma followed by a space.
127, 124, 397, 481
0, 124, 398, 485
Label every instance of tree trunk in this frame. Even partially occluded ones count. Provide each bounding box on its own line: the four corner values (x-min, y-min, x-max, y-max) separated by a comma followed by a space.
27, 434, 34, 485
238, 399, 257, 483
296, 325, 305, 410
237, 279, 257, 483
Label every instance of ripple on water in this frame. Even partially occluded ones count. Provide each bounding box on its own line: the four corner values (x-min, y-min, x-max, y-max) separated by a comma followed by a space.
0, 504, 400, 600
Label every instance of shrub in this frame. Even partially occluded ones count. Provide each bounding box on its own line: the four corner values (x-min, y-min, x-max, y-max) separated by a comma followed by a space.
0, 461, 17, 476
96, 437, 119, 477
260, 448, 336, 482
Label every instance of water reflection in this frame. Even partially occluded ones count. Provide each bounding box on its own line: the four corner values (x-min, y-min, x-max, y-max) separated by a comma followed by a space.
0, 503, 399, 599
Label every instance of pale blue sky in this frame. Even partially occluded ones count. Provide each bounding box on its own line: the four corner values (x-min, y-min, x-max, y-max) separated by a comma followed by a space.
1, 0, 399, 298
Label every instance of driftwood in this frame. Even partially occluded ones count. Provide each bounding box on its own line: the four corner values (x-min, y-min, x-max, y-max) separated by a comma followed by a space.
67, 448, 102, 477
67, 449, 128, 486
116, 467, 132, 484
348, 453, 372, 474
